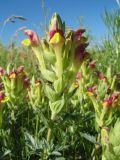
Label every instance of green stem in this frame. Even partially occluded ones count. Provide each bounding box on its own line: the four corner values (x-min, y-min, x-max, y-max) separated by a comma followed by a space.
100, 108, 108, 127
35, 114, 39, 139
44, 113, 56, 159
0, 107, 3, 127
102, 155, 107, 160
47, 128, 52, 142
110, 76, 116, 90
101, 127, 109, 160
91, 133, 101, 160
54, 46, 63, 77
46, 113, 56, 142
89, 96, 100, 115
32, 47, 46, 70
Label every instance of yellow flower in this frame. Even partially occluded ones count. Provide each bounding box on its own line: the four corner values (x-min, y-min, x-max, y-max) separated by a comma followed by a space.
24, 30, 40, 46
9, 71, 17, 79
35, 80, 41, 87
73, 81, 79, 88
49, 32, 65, 45
0, 92, 8, 104
102, 102, 108, 108
21, 38, 31, 46
86, 91, 94, 97
1, 97, 9, 103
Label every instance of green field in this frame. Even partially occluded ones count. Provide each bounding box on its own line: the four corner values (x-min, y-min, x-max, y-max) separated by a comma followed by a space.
0, 6, 120, 160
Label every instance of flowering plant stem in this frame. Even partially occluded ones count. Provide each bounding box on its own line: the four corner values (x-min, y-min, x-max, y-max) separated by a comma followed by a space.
35, 114, 39, 139
47, 113, 56, 142
54, 45, 63, 77
32, 47, 46, 70
0, 108, 2, 127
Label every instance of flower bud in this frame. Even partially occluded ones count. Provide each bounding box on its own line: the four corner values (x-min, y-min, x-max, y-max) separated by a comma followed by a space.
0, 83, 3, 91
89, 60, 96, 69
0, 67, 5, 77
24, 30, 40, 46
17, 66, 25, 78
103, 92, 119, 108
9, 70, 17, 79
76, 72, 82, 80
23, 78, 30, 88
74, 72, 82, 87
48, 13, 65, 45
96, 71, 107, 81
74, 29, 86, 41
0, 92, 5, 104
74, 43, 89, 62
17, 66, 24, 74
87, 85, 97, 96
35, 80, 41, 87
72, 27, 89, 67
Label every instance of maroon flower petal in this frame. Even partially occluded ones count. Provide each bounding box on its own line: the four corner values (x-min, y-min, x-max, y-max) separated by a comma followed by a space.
75, 43, 89, 61
25, 30, 39, 46
49, 29, 64, 41
74, 29, 86, 41
0, 92, 5, 102
87, 85, 97, 93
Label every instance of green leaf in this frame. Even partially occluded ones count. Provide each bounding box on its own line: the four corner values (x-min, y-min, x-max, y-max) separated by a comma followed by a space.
104, 119, 120, 159
55, 158, 66, 160
104, 146, 117, 160
44, 85, 56, 101
0, 107, 3, 127
25, 132, 35, 148
109, 119, 120, 146
54, 77, 64, 93
41, 69, 56, 82
43, 51, 56, 64
0, 150, 11, 159
114, 145, 120, 156
39, 111, 49, 127
67, 87, 77, 99
80, 132, 100, 145
106, 66, 112, 83
49, 99, 64, 114
50, 151, 62, 156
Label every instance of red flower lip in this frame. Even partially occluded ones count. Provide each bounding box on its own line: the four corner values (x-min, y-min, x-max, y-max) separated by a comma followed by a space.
23, 78, 30, 88
17, 66, 24, 75
103, 92, 119, 107
89, 60, 96, 69
0, 83, 3, 91
9, 70, 17, 79
49, 29, 64, 41
96, 71, 107, 81
75, 43, 89, 61
74, 29, 86, 40
0, 67, 5, 76
76, 72, 82, 80
0, 92, 5, 102
87, 85, 97, 93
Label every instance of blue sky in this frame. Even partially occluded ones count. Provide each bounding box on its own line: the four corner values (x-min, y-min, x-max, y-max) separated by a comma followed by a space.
0, 0, 119, 44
